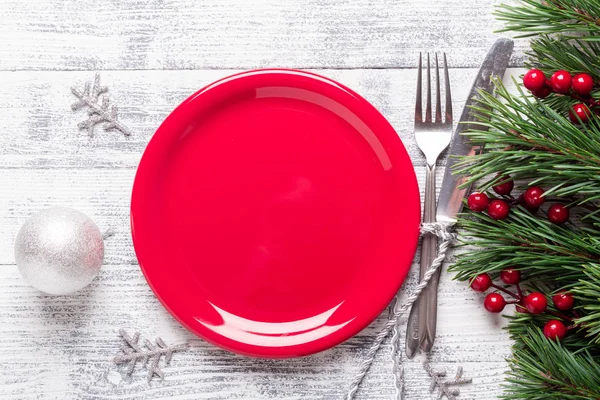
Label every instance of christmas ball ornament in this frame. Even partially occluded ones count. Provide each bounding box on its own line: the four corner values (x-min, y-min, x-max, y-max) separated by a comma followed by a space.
524, 292, 548, 314
492, 176, 514, 196
552, 292, 575, 310
523, 186, 545, 209
484, 293, 506, 313
550, 70, 572, 93
14, 207, 104, 295
532, 86, 552, 99
523, 69, 547, 91
487, 199, 510, 220
572, 73, 594, 96
543, 319, 567, 341
468, 192, 489, 212
548, 203, 570, 224
471, 273, 492, 292
500, 268, 521, 285
569, 103, 591, 123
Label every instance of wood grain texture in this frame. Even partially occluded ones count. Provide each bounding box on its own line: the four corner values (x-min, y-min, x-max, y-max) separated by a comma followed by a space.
0, 262, 510, 400
0, 0, 528, 71
0, 68, 522, 170
0, 0, 527, 398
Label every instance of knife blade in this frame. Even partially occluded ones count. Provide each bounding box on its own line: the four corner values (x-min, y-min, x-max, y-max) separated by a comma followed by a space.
436, 37, 514, 225
406, 38, 514, 357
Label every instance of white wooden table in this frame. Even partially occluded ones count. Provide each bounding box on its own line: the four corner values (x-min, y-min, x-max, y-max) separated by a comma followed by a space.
0, 1, 527, 398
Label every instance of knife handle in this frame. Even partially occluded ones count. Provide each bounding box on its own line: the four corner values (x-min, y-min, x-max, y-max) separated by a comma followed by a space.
405, 163, 437, 357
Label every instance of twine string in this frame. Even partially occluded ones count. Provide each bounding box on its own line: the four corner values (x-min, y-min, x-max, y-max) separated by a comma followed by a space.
345, 222, 457, 400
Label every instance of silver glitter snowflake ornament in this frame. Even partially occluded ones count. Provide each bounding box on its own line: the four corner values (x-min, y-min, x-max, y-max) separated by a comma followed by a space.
71, 73, 131, 136
424, 362, 472, 400
114, 329, 188, 382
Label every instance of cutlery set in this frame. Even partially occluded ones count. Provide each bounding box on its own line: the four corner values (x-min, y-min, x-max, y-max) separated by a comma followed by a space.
405, 38, 514, 355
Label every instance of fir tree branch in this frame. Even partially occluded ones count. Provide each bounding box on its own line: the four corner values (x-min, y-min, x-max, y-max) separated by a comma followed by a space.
451, 207, 600, 282
454, 0, 600, 398
452, 78, 600, 205
572, 263, 600, 343
495, 0, 600, 39
502, 329, 600, 400
525, 36, 600, 80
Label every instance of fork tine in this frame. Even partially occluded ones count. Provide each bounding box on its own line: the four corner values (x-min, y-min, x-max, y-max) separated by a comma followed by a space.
443, 53, 452, 123
415, 53, 422, 123
425, 53, 432, 123
434, 53, 442, 123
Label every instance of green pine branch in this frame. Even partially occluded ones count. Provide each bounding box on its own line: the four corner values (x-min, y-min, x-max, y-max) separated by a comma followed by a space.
495, 0, 600, 39
451, 0, 600, 394
525, 36, 600, 79
502, 329, 600, 399
452, 207, 600, 284
452, 77, 600, 205
450, 1, 600, 398
573, 263, 600, 343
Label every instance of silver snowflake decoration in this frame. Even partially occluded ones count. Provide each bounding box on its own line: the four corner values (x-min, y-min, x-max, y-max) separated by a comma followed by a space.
71, 73, 131, 136
424, 362, 472, 400
113, 329, 188, 382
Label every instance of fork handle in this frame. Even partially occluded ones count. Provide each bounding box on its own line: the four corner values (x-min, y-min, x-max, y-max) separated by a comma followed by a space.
405, 163, 437, 357
418, 163, 439, 352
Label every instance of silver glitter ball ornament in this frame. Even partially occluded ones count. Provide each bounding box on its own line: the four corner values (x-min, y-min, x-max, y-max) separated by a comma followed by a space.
14, 207, 104, 295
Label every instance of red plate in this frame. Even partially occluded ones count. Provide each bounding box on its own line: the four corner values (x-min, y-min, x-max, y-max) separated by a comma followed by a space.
131, 69, 420, 358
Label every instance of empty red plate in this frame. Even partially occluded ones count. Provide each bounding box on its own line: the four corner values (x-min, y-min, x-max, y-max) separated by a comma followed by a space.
131, 69, 420, 358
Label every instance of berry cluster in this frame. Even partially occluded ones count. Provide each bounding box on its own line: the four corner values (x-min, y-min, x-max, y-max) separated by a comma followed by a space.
522, 68, 596, 123
470, 269, 576, 341
467, 176, 570, 224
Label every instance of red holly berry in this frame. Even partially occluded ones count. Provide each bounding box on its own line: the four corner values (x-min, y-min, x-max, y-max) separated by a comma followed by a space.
550, 70, 572, 93
523, 186, 545, 209
487, 199, 510, 220
543, 319, 567, 341
572, 73, 594, 96
532, 86, 552, 99
468, 192, 490, 212
500, 268, 521, 285
524, 292, 548, 314
552, 292, 575, 311
518, 193, 539, 213
484, 293, 506, 313
523, 69, 547, 92
548, 203, 570, 224
569, 103, 591, 123
471, 273, 492, 292
492, 176, 514, 196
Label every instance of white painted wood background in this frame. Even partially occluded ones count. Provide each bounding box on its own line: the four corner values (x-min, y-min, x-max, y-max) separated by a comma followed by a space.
0, 1, 529, 398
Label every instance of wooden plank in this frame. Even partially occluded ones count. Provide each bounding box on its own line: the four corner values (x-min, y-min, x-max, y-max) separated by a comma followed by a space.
0, 165, 448, 266
0, 0, 528, 71
0, 68, 523, 169
0, 263, 510, 399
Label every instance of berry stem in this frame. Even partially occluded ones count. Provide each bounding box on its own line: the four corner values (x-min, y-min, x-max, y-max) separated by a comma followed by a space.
506, 300, 521, 305
491, 283, 520, 299
560, 91, 600, 107
516, 283, 524, 300
547, 310, 574, 322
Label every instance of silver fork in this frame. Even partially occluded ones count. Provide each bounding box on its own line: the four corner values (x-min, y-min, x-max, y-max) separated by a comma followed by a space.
405, 53, 453, 358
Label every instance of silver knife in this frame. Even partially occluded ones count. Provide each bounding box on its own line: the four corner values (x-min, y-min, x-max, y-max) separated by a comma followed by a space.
406, 38, 514, 357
